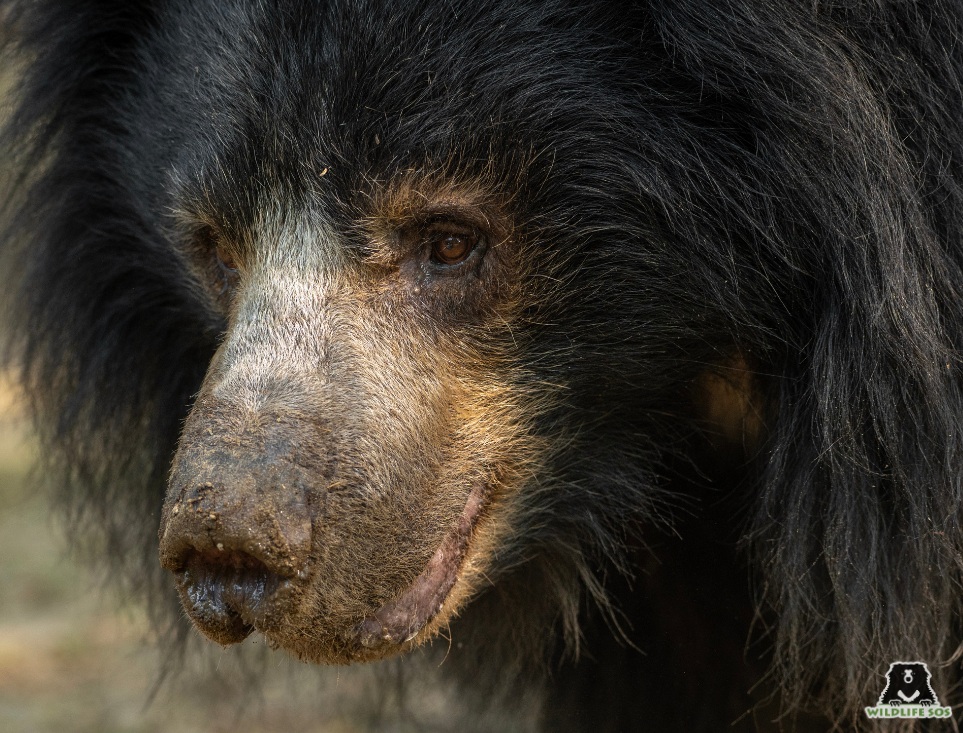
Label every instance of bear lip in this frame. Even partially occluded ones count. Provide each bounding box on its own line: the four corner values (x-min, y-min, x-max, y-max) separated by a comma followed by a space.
177, 551, 288, 644
352, 481, 488, 652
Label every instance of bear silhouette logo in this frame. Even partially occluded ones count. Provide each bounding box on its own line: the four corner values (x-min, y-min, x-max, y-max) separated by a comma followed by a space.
877, 662, 940, 707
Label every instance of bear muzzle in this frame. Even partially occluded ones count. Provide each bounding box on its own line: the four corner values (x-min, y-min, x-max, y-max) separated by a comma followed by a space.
159, 459, 313, 645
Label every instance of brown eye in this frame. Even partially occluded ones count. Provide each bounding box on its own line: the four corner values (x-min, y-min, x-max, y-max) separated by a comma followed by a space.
430, 229, 478, 265
190, 226, 240, 301
215, 243, 238, 273
211, 240, 239, 295
214, 243, 238, 296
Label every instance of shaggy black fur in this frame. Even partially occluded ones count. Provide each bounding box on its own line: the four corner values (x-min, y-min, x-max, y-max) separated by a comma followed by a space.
3, 1, 963, 731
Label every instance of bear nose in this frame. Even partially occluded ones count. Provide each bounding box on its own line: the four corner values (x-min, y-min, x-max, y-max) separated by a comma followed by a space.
159, 476, 312, 577
159, 459, 313, 644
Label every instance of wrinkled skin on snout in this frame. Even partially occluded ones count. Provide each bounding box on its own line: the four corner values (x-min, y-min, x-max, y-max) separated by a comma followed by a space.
158, 200, 541, 663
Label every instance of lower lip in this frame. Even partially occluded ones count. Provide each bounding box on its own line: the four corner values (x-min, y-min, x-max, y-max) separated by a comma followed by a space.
353, 480, 488, 651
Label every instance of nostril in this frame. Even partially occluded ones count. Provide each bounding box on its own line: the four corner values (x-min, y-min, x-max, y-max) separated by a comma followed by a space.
186, 548, 274, 575
174, 549, 285, 645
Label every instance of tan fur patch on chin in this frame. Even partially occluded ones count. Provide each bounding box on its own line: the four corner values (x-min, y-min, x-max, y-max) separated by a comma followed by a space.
695, 352, 765, 455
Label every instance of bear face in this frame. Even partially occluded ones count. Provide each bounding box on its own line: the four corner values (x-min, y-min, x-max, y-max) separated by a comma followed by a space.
157, 188, 542, 661
139, 4, 691, 664
4, 1, 963, 731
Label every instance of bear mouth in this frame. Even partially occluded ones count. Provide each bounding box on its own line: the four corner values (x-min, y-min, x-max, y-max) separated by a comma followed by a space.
169, 480, 489, 657
178, 551, 287, 644
350, 480, 489, 653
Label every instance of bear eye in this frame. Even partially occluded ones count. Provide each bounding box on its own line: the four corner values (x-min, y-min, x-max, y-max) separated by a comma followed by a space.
214, 243, 240, 295
214, 242, 238, 276
194, 226, 240, 297
426, 225, 480, 266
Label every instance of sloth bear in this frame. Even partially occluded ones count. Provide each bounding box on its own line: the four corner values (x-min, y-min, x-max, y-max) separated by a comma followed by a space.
2, 1, 963, 731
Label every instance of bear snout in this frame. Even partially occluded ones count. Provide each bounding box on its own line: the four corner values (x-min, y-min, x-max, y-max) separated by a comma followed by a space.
158, 400, 318, 644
